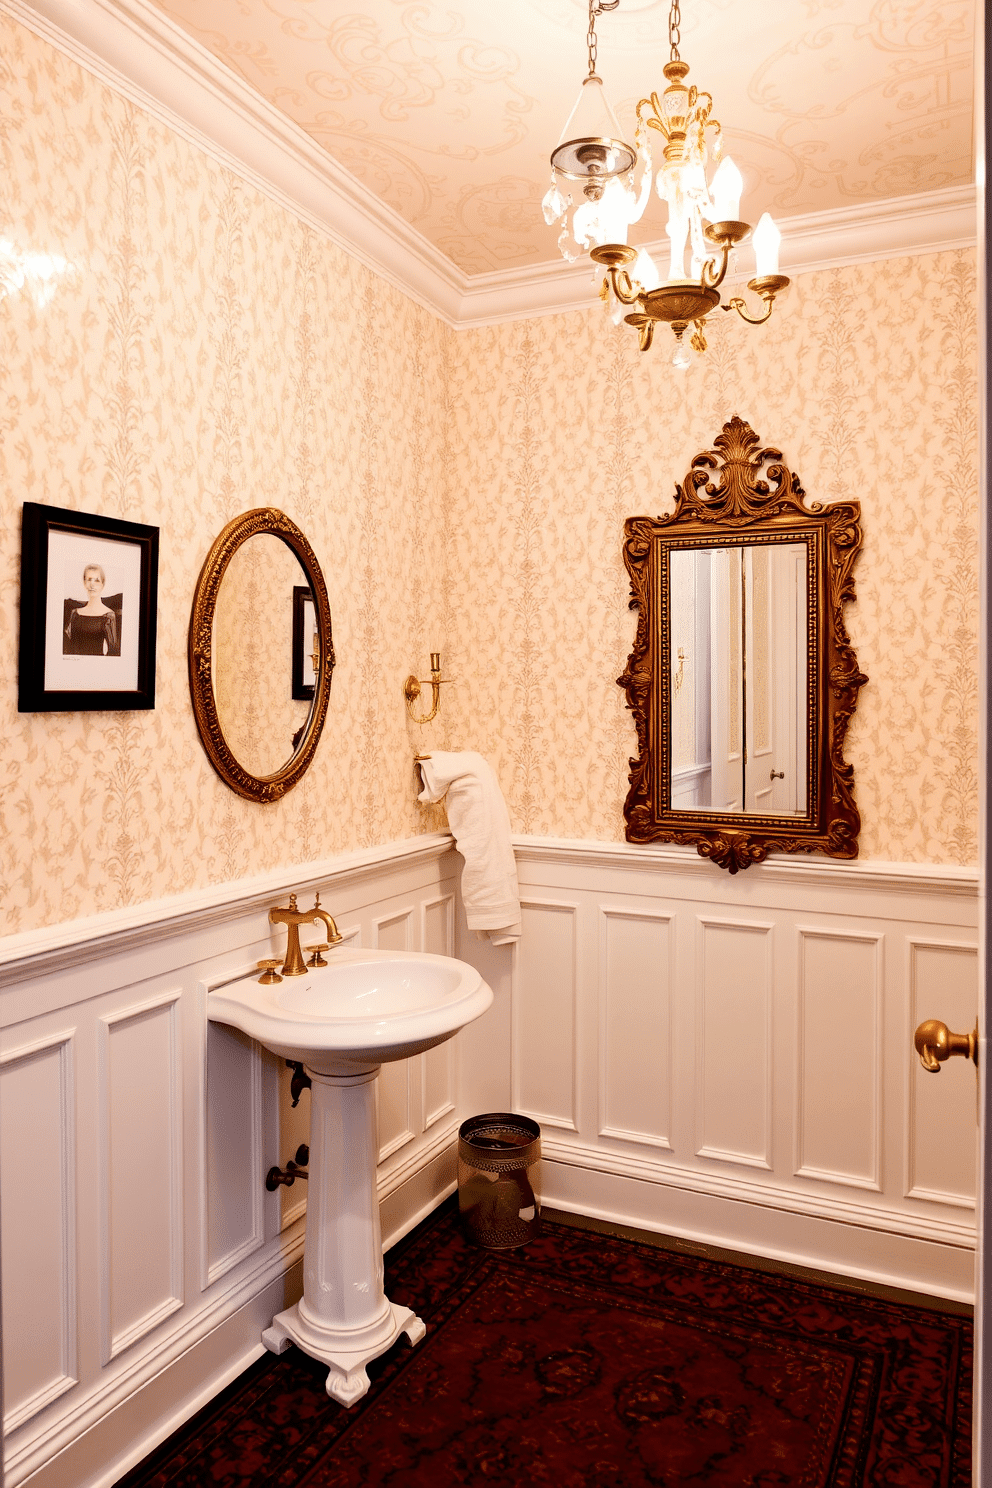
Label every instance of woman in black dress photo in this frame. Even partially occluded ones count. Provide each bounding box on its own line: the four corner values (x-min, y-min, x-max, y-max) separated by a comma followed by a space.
63, 564, 121, 656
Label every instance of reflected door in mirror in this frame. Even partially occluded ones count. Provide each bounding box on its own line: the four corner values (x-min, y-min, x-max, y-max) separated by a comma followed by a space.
669, 542, 808, 817
212, 534, 315, 779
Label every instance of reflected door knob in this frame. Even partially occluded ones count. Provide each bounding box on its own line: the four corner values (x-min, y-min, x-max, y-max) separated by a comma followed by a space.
913, 1019, 978, 1073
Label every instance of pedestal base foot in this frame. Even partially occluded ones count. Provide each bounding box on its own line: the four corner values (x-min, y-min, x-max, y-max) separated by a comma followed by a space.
262, 1301, 426, 1406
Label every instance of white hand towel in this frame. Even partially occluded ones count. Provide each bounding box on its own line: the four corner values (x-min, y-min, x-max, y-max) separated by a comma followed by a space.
417, 751, 521, 946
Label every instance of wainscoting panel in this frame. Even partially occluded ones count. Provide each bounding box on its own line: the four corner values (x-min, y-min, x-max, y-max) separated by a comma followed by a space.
907, 939, 979, 1207
422, 895, 454, 958
502, 839, 979, 1305
0, 1030, 77, 1433
697, 918, 772, 1168
797, 930, 882, 1190
375, 908, 416, 1162
600, 909, 673, 1149
422, 895, 456, 1129
100, 991, 184, 1364
204, 1021, 263, 1285
0, 836, 467, 1488
513, 900, 577, 1132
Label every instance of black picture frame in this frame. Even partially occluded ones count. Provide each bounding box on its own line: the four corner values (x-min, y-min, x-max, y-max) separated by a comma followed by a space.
291, 584, 317, 701
18, 502, 159, 712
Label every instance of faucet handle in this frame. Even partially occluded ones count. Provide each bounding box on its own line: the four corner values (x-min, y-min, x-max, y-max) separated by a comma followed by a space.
306, 943, 330, 968
257, 958, 283, 984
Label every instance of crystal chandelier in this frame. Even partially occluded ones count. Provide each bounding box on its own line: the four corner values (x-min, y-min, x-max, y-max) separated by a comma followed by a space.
542, 0, 790, 363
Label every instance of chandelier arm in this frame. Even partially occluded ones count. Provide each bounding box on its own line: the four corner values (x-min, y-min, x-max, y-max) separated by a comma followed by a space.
700, 240, 730, 290
609, 268, 645, 306
637, 320, 655, 352
722, 294, 774, 327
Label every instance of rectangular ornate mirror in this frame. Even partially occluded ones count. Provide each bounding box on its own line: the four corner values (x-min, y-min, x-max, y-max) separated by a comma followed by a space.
618, 417, 867, 872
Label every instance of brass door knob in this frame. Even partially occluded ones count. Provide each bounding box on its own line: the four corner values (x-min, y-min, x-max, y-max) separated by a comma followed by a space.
913, 1019, 978, 1073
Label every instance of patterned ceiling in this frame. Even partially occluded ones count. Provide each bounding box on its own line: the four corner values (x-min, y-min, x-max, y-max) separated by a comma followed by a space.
149, 0, 975, 275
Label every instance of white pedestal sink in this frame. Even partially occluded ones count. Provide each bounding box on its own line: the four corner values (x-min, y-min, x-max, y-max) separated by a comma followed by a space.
208, 948, 492, 1405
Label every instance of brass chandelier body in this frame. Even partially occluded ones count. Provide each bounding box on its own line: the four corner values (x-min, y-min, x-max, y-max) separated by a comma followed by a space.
548, 0, 790, 357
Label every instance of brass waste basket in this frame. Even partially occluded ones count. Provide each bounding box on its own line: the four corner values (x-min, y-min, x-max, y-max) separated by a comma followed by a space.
457, 1113, 541, 1249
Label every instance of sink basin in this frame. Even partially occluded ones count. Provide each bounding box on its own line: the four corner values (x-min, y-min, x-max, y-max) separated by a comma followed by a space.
208, 947, 493, 1073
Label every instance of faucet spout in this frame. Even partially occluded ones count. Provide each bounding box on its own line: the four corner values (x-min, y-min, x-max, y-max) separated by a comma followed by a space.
311, 893, 343, 949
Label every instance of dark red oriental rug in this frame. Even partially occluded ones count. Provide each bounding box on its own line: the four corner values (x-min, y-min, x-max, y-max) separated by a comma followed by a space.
117, 1200, 972, 1488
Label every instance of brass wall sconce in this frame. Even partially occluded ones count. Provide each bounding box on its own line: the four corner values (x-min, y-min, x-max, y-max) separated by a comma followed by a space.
404, 652, 448, 725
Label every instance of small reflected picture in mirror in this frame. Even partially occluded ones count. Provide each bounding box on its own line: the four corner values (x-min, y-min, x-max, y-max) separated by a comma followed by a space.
292, 585, 318, 701
19, 502, 159, 712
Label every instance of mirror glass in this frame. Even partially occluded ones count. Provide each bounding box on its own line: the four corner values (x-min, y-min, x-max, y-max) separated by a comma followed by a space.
212, 534, 315, 779
669, 541, 808, 816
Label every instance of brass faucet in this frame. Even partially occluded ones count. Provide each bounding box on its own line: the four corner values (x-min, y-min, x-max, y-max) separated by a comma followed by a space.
269, 892, 343, 977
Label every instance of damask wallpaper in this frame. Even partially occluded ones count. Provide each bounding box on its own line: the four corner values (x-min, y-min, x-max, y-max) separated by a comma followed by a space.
0, 15, 980, 939
0, 16, 452, 937
442, 248, 979, 865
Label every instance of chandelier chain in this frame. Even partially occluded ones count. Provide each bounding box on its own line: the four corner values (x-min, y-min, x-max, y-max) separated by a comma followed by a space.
587, 0, 620, 76
669, 0, 681, 61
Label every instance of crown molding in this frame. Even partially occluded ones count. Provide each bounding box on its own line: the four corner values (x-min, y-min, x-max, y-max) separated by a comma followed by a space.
2, 0, 468, 323
5, 0, 978, 330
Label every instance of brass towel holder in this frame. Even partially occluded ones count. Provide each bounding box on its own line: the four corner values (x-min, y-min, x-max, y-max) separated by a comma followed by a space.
404, 652, 448, 725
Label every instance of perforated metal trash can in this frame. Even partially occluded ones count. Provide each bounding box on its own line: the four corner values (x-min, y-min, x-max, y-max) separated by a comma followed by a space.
457, 1113, 541, 1249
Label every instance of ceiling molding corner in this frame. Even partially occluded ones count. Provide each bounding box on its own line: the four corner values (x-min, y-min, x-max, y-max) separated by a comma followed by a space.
3, 0, 468, 324
5, 0, 978, 332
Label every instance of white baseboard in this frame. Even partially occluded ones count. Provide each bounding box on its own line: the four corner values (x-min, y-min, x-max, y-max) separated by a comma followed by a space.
543, 1159, 976, 1305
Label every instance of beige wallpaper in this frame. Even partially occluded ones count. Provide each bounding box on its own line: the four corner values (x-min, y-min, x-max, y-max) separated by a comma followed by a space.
443, 248, 979, 866
0, 16, 980, 938
0, 16, 451, 937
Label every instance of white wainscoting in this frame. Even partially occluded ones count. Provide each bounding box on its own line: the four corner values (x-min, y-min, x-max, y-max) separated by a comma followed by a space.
493, 839, 979, 1305
1, 830, 979, 1486
0, 834, 470, 1488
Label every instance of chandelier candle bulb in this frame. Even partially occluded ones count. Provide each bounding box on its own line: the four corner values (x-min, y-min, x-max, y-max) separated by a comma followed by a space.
709, 157, 743, 223
752, 213, 782, 278
633, 247, 661, 291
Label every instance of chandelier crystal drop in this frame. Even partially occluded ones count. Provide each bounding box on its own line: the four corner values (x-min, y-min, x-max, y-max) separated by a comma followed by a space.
542, 0, 790, 356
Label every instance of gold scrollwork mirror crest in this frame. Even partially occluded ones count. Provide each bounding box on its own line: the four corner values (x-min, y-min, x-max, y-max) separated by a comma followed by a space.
618, 416, 867, 872
189, 508, 335, 803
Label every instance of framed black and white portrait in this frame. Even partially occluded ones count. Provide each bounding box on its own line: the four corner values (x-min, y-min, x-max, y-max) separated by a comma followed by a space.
292, 584, 318, 701
18, 503, 159, 711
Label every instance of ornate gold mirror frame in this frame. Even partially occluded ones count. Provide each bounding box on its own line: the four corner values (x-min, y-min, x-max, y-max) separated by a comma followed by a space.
618, 416, 867, 872
188, 508, 335, 803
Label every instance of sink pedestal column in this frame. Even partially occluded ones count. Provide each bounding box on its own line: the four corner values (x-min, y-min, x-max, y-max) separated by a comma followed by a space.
261, 1066, 426, 1406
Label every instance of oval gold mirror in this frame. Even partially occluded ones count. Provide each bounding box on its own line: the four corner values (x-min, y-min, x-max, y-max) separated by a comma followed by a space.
188, 509, 335, 802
